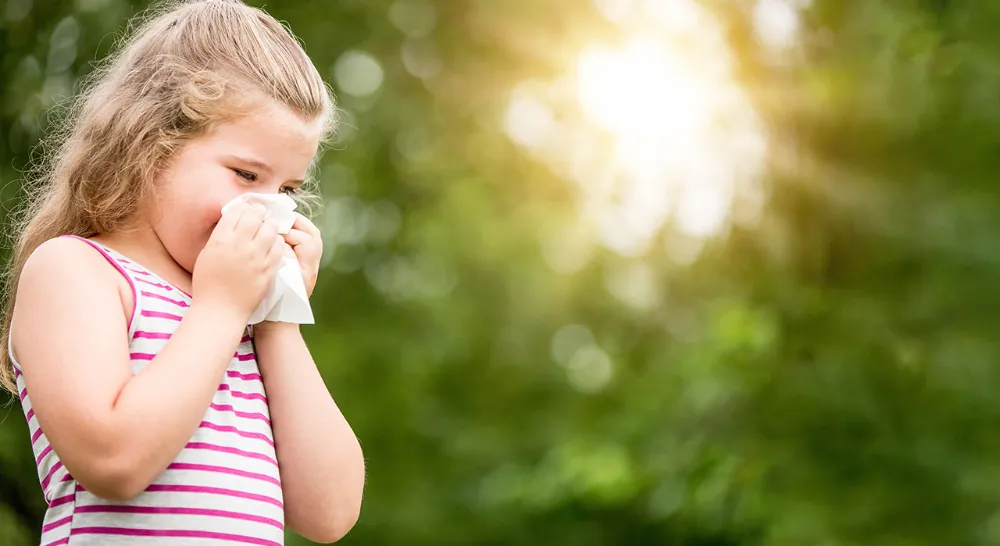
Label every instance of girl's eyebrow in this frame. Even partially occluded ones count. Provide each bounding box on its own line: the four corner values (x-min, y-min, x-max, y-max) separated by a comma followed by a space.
225, 155, 273, 174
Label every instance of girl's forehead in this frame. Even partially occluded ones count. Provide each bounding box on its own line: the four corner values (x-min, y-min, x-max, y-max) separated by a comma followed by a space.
201, 106, 323, 164
227, 105, 324, 144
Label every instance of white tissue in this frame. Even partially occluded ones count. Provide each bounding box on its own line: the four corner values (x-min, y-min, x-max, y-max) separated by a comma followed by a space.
220, 193, 315, 325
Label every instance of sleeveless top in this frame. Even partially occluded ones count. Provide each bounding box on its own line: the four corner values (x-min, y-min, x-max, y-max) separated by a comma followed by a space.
10, 236, 285, 546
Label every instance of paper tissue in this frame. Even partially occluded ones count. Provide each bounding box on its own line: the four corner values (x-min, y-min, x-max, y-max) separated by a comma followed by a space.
220, 193, 315, 325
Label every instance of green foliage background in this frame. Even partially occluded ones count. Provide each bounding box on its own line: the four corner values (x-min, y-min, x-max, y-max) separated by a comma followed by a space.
4, 0, 1000, 544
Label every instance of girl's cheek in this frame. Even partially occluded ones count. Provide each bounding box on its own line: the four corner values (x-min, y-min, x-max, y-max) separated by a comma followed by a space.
205, 193, 235, 222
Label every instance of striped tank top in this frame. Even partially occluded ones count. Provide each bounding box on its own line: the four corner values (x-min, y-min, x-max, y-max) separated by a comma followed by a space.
10, 236, 285, 545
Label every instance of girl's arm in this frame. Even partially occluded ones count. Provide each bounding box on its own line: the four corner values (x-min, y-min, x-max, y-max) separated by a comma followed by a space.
253, 322, 365, 544
13, 203, 280, 500
13, 237, 247, 500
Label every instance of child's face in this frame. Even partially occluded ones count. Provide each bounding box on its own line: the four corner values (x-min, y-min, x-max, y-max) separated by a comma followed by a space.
150, 103, 324, 273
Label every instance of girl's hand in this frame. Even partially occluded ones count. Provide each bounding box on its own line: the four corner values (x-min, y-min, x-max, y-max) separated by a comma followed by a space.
282, 213, 323, 297
194, 201, 285, 320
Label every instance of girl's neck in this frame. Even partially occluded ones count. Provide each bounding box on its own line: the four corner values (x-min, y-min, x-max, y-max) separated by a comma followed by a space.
91, 223, 194, 294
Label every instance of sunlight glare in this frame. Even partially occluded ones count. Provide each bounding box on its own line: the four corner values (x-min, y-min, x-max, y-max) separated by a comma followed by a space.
592, 0, 637, 24
504, 1, 770, 273
752, 0, 802, 51
642, 0, 703, 33
577, 38, 702, 142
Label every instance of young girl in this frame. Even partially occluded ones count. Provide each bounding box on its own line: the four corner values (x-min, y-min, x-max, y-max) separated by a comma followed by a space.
0, 1, 365, 544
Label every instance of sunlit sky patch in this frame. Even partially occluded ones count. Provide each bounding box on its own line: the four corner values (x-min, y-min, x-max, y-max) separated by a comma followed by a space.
503, 0, 805, 274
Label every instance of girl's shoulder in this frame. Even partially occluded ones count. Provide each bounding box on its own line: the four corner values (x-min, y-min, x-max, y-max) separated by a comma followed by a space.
21, 235, 130, 290
16, 235, 135, 335
21, 235, 121, 284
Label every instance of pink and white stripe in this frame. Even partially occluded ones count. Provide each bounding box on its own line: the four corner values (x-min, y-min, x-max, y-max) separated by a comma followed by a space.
12, 237, 283, 545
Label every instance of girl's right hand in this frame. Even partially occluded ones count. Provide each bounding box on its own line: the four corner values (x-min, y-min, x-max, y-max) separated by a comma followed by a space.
192, 201, 286, 320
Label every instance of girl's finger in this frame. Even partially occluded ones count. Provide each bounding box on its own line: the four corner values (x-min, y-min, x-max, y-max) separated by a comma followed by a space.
265, 235, 286, 264
217, 201, 250, 233
235, 202, 269, 238
255, 220, 280, 252
282, 228, 311, 247
291, 236, 321, 260
291, 213, 322, 238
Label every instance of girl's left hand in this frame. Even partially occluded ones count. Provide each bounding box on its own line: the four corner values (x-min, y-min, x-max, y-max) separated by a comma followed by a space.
282, 213, 323, 297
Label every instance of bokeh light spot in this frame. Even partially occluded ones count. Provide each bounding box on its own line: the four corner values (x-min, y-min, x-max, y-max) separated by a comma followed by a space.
334, 50, 385, 97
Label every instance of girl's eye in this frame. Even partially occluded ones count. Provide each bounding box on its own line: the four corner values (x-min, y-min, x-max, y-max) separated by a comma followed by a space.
280, 186, 299, 195
233, 169, 257, 182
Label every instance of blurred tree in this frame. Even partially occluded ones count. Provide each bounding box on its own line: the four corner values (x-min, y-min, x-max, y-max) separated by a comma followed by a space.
6, 0, 1000, 545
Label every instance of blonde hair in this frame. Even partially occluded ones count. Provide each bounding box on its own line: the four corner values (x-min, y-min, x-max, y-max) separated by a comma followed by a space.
0, 0, 335, 392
